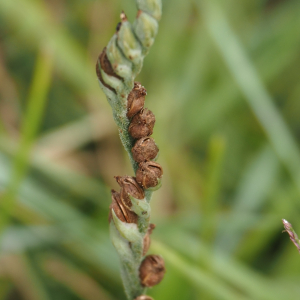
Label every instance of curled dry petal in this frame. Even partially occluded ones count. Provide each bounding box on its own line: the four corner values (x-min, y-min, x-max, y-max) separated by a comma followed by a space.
115, 176, 145, 210
109, 190, 138, 224
99, 47, 123, 79
132, 137, 159, 163
96, 47, 123, 93
139, 255, 166, 287
136, 161, 163, 189
127, 82, 147, 119
128, 108, 155, 139
143, 223, 156, 256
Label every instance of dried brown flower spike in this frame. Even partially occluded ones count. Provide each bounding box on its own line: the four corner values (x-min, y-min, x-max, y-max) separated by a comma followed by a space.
139, 255, 166, 287
128, 108, 156, 139
136, 161, 163, 189
127, 82, 147, 119
132, 137, 159, 163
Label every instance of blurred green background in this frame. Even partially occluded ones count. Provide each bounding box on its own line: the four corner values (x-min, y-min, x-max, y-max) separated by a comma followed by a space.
1, 0, 300, 299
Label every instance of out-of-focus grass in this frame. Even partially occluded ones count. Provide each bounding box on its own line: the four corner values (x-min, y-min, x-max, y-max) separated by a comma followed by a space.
0, 0, 300, 299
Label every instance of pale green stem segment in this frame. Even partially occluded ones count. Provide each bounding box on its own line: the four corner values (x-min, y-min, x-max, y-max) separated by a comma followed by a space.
96, 1, 162, 299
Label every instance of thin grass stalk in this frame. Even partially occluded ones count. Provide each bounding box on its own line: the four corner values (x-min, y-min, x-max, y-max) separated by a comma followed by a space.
0, 47, 53, 233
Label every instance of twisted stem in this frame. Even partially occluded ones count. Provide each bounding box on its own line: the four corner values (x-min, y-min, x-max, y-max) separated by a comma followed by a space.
96, 1, 162, 299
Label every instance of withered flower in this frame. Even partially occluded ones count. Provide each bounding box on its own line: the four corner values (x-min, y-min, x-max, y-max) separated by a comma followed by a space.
99, 47, 123, 80
134, 296, 154, 300
143, 223, 156, 256
96, 47, 123, 94
139, 255, 166, 287
127, 82, 147, 119
136, 161, 163, 189
115, 176, 145, 210
128, 108, 155, 139
109, 190, 138, 224
132, 137, 159, 163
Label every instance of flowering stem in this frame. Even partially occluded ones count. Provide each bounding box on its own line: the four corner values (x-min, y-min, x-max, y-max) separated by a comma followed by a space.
282, 219, 300, 253
96, 1, 163, 299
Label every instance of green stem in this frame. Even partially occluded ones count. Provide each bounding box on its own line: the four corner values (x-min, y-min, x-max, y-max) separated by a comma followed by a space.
0, 47, 53, 233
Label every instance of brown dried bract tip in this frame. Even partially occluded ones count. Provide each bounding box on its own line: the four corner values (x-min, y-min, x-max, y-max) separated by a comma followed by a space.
132, 137, 159, 163
136, 161, 163, 189
134, 296, 154, 300
143, 223, 156, 255
136, 10, 143, 18
120, 11, 127, 22
282, 219, 300, 253
139, 255, 166, 287
96, 49, 116, 94
128, 108, 156, 139
127, 82, 147, 119
115, 176, 145, 210
109, 190, 138, 224
99, 47, 122, 80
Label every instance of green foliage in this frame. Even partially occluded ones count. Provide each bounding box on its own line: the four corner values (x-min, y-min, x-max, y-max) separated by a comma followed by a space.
0, 0, 300, 299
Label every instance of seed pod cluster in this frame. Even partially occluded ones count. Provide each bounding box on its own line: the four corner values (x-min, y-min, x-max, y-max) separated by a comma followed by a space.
128, 82, 163, 189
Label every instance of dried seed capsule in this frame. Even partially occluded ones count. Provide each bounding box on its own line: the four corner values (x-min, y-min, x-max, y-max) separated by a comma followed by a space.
139, 255, 166, 287
136, 161, 163, 189
132, 137, 159, 163
134, 296, 154, 300
109, 190, 138, 224
127, 82, 147, 119
115, 176, 145, 210
143, 223, 156, 256
128, 108, 155, 139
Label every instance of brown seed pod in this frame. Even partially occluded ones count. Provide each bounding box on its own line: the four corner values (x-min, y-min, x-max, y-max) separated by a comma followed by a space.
109, 190, 138, 224
136, 161, 163, 189
139, 255, 166, 287
127, 82, 147, 119
134, 296, 154, 300
115, 176, 145, 210
132, 137, 159, 163
143, 224, 156, 256
128, 108, 155, 139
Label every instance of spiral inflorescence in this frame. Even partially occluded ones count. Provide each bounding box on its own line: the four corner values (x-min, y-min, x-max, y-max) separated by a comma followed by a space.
95, 1, 164, 299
